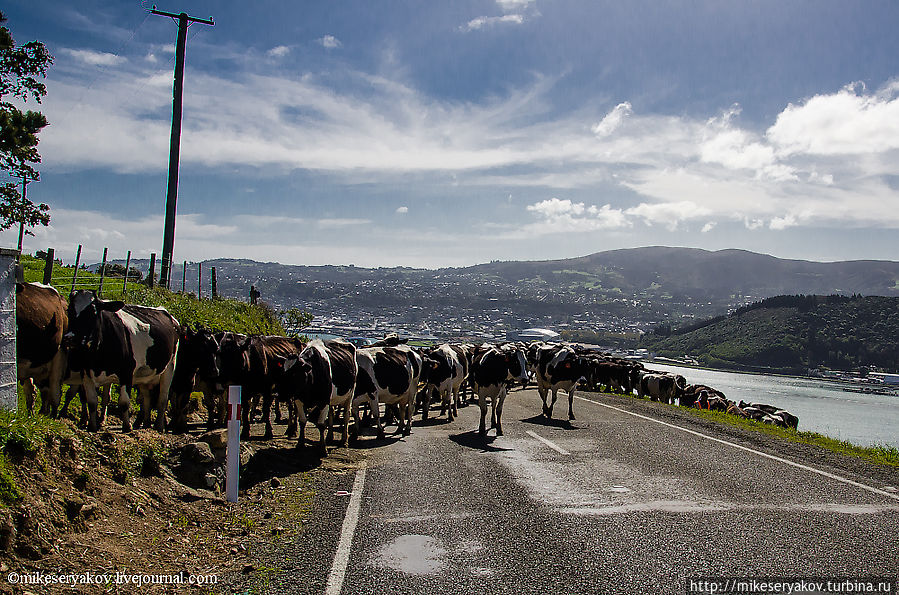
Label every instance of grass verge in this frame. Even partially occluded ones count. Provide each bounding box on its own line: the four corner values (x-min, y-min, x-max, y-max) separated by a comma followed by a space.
603, 390, 899, 467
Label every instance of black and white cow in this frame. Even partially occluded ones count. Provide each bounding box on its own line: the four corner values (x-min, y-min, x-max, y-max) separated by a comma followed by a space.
16, 282, 68, 416
420, 343, 468, 422
277, 339, 357, 453
473, 344, 529, 438
353, 345, 422, 438
64, 290, 180, 432
534, 344, 590, 421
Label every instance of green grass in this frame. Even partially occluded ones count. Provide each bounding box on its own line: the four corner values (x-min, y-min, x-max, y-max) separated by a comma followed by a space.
21, 254, 287, 335
0, 407, 72, 506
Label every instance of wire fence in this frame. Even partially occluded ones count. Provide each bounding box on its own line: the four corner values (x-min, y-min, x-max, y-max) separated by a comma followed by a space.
36, 244, 219, 299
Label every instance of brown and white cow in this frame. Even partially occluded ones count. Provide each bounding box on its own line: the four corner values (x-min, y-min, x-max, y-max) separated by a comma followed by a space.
16, 282, 68, 415
534, 343, 590, 421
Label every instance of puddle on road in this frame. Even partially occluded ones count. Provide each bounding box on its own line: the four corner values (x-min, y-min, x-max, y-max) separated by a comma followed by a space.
373, 534, 447, 575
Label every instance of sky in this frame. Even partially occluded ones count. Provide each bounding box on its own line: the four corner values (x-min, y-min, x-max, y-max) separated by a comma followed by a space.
2, 0, 899, 269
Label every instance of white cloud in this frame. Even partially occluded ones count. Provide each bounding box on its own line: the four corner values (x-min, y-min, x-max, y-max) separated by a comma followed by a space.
701, 222, 716, 233
319, 35, 342, 49
592, 102, 632, 137
267, 45, 290, 58
462, 14, 525, 31
767, 82, 899, 156
525, 198, 630, 234
60, 48, 126, 67
625, 201, 711, 231
395, 206, 409, 214
769, 215, 799, 230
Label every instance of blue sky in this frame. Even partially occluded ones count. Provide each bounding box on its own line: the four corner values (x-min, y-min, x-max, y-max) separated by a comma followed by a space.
3, 0, 899, 268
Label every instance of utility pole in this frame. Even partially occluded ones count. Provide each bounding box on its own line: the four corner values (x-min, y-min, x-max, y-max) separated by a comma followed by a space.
149, 6, 214, 289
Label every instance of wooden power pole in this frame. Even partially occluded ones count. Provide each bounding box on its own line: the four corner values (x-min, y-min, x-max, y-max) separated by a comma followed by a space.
150, 6, 214, 289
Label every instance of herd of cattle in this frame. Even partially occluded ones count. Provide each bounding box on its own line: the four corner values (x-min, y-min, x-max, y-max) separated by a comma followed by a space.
16, 282, 799, 455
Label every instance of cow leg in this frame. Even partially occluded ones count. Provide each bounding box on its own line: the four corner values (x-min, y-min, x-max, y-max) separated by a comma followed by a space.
23, 378, 36, 415
241, 391, 252, 439
294, 401, 307, 448
84, 380, 100, 432
326, 406, 335, 444
539, 386, 550, 417
568, 388, 576, 421
477, 393, 488, 438
60, 385, 79, 421
118, 385, 134, 432
262, 392, 274, 440
452, 387, 459, 419
316, 406, 329, 455
371, 396, 386, 440
340, 404, 350, 447
421, 387, 432, 420
286, 400, 298, 438
444, 389, 454, 422
495, 387, 507, 436
490, 396, 498, 429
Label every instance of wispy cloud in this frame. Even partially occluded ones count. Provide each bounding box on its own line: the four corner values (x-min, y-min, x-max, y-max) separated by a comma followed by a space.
395, 206, 409, 214
461, 14, 525, 31
267, 45, 290, 58
319, 35, 342, 49
60, 48, 126, 66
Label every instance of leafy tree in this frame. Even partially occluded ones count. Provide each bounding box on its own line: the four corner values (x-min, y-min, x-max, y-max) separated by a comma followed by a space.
280, 307, 313, 337
0, 11, 52, 235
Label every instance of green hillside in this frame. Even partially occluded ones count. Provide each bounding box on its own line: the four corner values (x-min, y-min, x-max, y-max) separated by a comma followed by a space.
641, 295, 899, 374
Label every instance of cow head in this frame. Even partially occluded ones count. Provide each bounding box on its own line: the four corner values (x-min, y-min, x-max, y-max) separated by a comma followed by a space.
216, 332, 252, 383
64, 290, 125, 351
182, 324, 221, 381
278, 355, 314, 401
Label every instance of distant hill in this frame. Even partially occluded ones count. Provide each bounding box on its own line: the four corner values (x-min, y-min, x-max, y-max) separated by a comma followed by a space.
641, 295, 899, 374
108, 247, 899, 337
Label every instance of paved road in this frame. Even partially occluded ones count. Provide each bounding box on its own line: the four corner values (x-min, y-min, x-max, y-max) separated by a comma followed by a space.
253, 389, 899, 594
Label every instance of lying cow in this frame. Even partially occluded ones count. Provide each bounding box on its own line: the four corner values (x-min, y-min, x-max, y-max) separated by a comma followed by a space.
738, 401, 799, 430
639, 372, 685, 404
474, 344, 529, 438
353, 345, 422, 438
64, 290, 180, 432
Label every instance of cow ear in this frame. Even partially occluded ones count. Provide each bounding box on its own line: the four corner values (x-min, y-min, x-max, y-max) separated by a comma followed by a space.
98, 300, 126, 312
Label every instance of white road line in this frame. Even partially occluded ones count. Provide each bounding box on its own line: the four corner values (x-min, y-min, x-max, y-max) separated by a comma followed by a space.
574, 395, 899, 503
526, 430, 571, 455
325, 464, 367, 595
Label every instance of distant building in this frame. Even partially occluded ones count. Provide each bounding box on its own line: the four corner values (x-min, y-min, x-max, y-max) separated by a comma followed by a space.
507, 328, 561, 341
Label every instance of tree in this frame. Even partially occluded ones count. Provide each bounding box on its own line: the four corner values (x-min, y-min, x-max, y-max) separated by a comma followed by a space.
280, 307, 313, 338
0, 11, 52, 234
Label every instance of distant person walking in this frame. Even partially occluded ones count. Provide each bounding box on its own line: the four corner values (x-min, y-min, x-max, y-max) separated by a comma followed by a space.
249, 285, 260, 305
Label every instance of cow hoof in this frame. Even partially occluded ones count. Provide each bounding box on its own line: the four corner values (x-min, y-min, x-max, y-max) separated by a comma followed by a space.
569, 414, 576, 421
402, 428, 411, 437
377, 430, 386, 440
264, 430, 274, 440
496, 429, 504, 436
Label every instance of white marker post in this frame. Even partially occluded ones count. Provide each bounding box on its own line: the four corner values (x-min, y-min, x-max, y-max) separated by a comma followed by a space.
226, 385, 241, 503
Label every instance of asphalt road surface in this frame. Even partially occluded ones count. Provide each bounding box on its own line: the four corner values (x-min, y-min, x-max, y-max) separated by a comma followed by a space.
251, 389, 899, 594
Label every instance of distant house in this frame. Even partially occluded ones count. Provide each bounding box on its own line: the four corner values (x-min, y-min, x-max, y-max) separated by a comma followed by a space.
507, 328, 561, 341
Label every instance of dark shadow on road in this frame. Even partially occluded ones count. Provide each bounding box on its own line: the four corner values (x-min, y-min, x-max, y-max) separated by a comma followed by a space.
348, 434, 404, 450
416, 416, 453, 427
520, 414, 580, 430
449, 431, 513, 452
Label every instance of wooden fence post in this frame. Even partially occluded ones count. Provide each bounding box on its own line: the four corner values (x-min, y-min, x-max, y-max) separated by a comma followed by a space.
123, 250, 132, 295
198, 262, 202, 299
211, 266, 218, 299
148, 253, 156, 288
42, 248, 54, 285
182, 260, 187, 293
70, 245, 82, 295
97, 247, 108, 297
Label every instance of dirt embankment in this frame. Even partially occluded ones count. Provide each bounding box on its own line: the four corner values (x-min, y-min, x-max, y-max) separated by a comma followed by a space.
0, 418, 360, 594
